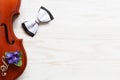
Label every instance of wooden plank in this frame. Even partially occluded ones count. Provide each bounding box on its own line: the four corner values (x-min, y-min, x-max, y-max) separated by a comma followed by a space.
13, 0, 120, 80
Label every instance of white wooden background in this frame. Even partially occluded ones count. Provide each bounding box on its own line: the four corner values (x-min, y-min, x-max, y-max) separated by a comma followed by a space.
13, 0, 120, 80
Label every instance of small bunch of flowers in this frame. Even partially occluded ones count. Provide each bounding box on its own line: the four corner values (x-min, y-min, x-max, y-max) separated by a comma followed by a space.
5, 51, 22, 67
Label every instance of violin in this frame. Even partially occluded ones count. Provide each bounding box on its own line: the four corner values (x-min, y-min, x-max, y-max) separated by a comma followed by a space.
0, 0, 27, 79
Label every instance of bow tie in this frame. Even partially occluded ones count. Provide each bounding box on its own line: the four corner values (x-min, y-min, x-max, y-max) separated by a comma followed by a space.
22, 6, 54, 37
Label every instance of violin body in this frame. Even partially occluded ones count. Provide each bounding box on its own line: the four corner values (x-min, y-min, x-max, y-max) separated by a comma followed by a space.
0, 0, 27, 79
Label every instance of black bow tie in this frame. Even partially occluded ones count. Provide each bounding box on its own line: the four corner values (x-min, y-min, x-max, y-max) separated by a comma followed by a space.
22, 6, 54, 37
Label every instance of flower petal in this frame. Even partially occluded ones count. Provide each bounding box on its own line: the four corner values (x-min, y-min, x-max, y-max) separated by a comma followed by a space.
5, 52, 13, 59
8, 59, 14, 64
13, 57, 20, 63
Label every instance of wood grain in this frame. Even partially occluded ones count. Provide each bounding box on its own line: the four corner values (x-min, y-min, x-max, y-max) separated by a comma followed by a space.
13, 0, 120, 80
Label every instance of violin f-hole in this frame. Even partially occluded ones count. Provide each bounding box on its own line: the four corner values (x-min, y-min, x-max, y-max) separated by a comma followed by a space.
1, 23, 15, 45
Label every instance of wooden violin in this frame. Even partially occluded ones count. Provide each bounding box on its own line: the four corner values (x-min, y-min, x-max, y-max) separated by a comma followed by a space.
0, 0, 27, 79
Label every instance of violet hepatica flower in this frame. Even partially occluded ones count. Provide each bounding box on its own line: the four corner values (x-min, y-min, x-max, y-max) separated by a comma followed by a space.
5, 51, 22, 67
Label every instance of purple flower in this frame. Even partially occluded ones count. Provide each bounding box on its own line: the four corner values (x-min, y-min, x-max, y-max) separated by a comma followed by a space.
5, 51, 21, 65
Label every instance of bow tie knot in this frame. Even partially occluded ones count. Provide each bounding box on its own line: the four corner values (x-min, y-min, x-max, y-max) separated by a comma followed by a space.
22, 6, 54, 37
